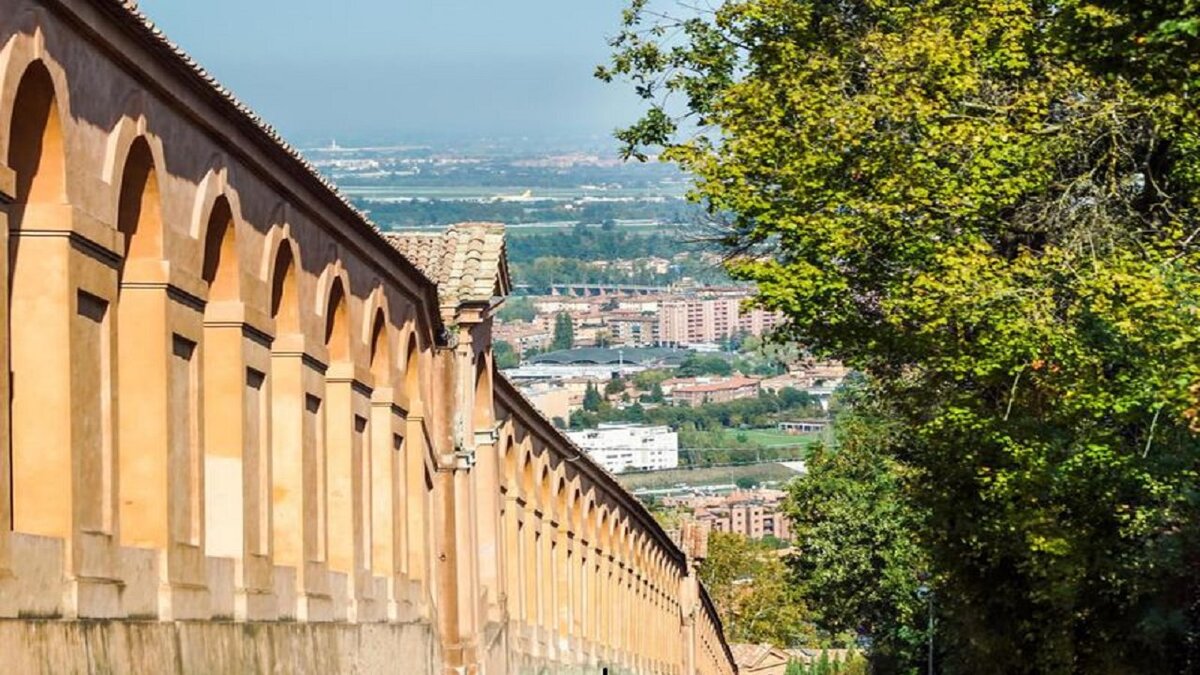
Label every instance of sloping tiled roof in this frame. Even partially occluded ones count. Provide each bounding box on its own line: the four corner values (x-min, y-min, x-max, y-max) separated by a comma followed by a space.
730, 643, 777, 670
386, 223, 511, 308
673, 376, 763, 394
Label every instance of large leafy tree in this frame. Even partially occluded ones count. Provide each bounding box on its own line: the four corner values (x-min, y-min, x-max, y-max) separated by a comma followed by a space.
700, 531, 815, 646
787, 400, 928, 671
604, 0, 1200, 671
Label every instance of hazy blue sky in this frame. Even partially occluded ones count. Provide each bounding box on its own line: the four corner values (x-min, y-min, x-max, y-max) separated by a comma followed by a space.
136, 0, 644, 146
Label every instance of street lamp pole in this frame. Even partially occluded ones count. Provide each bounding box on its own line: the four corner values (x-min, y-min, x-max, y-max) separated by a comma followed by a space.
928, 590, 934, 675
917, 582, 934, 675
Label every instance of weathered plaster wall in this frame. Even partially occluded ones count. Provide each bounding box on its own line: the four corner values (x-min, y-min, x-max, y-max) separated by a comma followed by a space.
0, 1, 738, 673
0, 619, 438, 675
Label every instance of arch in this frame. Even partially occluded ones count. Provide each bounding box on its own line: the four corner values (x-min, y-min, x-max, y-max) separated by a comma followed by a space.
201, 195, 240, 302
269, 239, 300, 336
537, 457, 553, 515
403, 332, 421, 407
368, 307, 390, 383
520, 450, 535, 504
115, 136, 163, 264
6, 60, 64, 207
472, 351, 493, 430
570, 485, 584, 536
323, 276, 349, 362
7, 58, 74, 539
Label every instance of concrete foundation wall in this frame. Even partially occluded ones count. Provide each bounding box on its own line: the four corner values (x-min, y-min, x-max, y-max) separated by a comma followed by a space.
0, 619, 439, 675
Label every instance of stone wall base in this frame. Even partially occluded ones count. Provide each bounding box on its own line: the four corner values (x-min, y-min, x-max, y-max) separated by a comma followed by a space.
0, 619, 438, 675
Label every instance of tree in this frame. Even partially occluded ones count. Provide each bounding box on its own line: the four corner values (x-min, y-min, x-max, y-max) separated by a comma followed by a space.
633, 368, 670, 389
734, 476, 758, 490
699, 531, 814, 646
582, 383, 603, 412
677, 354, 733, 378
493, 340, 519, 369
604, 377, 626, 396
604, 0, 1200, 671
497, 296, 537, 323
786, 403, 928, 672
551, 312, 575, 351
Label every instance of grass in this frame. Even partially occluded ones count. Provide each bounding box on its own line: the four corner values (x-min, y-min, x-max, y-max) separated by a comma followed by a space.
730, 428, 819, 448
615, 462, 804, 492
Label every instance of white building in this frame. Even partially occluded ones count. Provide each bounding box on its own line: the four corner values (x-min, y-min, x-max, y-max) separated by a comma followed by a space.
567, 423, 680, 474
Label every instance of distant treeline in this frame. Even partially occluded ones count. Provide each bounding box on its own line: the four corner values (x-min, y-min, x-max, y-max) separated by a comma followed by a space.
503, 225, 729, 288
507, 226, 684, 263
357, 197, 701, 230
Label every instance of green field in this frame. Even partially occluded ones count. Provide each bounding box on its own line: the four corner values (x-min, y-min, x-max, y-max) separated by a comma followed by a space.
616, 462, 804, 492
731, 428, 819, 448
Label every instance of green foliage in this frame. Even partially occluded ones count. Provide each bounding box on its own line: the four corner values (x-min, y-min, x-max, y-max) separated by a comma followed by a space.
734, 476, 759, 489
361, 196, 698, 231
604, 377, 627, 396
633, 368, 671, 389
582, 382, 604, 412
606, 0, 1200, 671
493, 340, 520, 369
787, 403, 928, 672
699, 531, 814, 646
788, 652, 870, 675
570, 387, 822, 467
497, 296, 537, 323
551, 312, 575, 351
677, 353, 734, 377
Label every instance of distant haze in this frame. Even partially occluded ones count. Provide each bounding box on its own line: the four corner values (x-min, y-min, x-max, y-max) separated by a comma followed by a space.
136, 0, 646, 147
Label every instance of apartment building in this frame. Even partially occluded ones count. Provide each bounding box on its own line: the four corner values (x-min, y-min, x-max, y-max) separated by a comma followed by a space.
669, 490, 794, 542
658, 294, 783, 346
566, 423, 680, 473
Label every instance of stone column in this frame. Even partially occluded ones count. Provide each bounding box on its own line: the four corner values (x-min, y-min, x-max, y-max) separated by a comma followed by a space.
370, 389, 402, 619
541, 515, 558, 663
324, 360, 372, 621
404, 407, 430, 617
270, 338, 331, 621
555, 524, 572, 660
117, 262, 210, 620
0, 173, 10, 592
9, 205, 123, 618
203, 302, 276, 620
473, 428, 503, 625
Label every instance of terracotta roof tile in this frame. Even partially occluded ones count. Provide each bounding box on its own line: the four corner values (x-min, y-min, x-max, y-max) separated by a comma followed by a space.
386, 223, 511, 308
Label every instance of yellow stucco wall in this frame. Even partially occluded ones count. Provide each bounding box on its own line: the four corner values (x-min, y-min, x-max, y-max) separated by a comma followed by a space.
0, 1, 738, 674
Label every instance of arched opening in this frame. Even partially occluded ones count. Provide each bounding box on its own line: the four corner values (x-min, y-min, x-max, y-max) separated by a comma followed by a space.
472, 353, 492, 432
322, 276, 359, 576
116, 135, 178, 551
368, 310, 389, 383
116, 138, 163, 265
8, 61, 76, 538
268, 240, 309, 573
324, 278, 349, 364
201, 197, 239, 301
404, 335, 421, 408
367, 308, 397, 579
7, 62, 64, 206
401, 332, 428, 591
270, 242, 299, 335
200, 196, 251, 560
